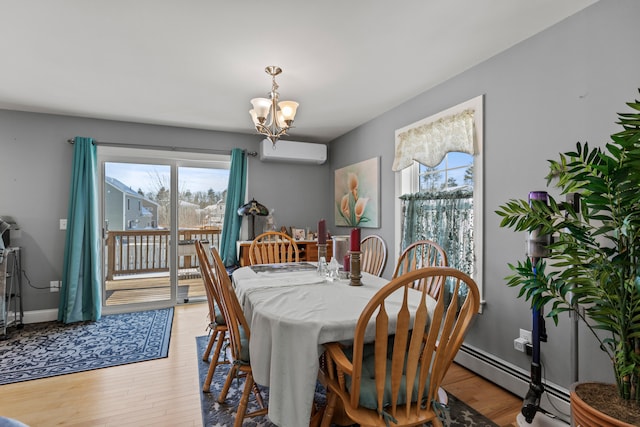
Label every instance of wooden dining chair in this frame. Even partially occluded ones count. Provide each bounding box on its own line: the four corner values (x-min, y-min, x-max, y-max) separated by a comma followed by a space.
360, 234, 387, 277
392, 240, 448, 298
194, 240, 229, 393
249, 231, 300, 265
210, 246, 268, 427
320, 267, 480, 427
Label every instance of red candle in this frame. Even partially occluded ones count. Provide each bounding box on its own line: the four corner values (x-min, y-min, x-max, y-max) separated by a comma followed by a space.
343, 254, 350, 272
318, 219, 326, 244
350, 228, 360, 251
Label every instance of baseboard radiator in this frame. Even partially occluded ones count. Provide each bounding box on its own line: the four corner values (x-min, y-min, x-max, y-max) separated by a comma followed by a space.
455, 343, 571, 424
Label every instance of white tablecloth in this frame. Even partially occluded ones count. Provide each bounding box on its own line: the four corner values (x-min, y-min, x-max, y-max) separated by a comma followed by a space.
232, 265, 434, 427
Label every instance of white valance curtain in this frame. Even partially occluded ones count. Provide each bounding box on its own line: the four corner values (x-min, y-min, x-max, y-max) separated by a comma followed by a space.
392, 109, 476, 171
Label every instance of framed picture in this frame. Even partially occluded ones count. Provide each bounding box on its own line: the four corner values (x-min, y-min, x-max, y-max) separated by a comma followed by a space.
291, 227, 306, 240
334, 157, 380, 228
279, 226, 290, 236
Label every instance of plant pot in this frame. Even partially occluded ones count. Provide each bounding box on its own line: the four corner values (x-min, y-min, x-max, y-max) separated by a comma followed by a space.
570, 382, 636, 427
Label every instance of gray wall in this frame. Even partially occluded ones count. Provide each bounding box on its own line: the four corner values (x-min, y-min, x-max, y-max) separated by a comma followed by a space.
328, 0, 639, 393
1, 0, 637, 403
0, 111, 329, 312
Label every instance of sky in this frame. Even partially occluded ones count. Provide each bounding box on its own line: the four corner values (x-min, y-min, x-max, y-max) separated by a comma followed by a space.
105, 163, 230, 195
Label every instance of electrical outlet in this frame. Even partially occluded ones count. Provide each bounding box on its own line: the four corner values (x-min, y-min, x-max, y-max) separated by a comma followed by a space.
514, 337, 528, 352
519, 328, 532, 343
50, 280, 60, 293
59, 219, 67, 230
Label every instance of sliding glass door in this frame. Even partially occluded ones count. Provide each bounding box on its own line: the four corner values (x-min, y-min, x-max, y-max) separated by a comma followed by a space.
98, 147, 230, 313
176, 166, 229, 303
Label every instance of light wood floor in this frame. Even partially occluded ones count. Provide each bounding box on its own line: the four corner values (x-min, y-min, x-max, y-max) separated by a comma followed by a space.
443, 361, 522, 427
0, 303, 522, 427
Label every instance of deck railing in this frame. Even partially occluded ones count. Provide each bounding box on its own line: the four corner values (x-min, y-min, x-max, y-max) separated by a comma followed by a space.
105, 228, 221, 280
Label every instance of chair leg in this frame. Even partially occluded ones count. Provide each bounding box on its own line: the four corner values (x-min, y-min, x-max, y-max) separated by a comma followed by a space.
202, 330, 216, 361
251, 381, 265, 409
309, 400, 325, 427
203, 361, 216, 392
212, 329, 226, 364
203, 330, 228, 393
218, 363, 237, 403
234, 371, 255, 427
320, 389, 337, 427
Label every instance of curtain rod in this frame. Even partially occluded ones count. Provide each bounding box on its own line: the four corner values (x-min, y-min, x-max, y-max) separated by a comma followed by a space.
66, 138, 257, 157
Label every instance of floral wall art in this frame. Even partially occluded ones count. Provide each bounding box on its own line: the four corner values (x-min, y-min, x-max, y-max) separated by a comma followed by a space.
334, 157, 380, 228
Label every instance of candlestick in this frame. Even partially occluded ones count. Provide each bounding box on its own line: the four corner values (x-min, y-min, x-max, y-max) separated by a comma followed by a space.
318, 219, 327, 244
350, 228, 360, 252
318, 243, 327, 261
350, 251, 361, 286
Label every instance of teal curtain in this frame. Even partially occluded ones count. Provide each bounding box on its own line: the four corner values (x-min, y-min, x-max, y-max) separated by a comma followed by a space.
219, 149, 247, 267
59, 137, 102, 323
400, 189, 474, 299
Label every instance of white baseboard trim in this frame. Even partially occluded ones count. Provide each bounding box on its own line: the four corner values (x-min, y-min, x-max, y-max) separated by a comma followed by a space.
22, 309, 59, 324
455, 343, 571, 424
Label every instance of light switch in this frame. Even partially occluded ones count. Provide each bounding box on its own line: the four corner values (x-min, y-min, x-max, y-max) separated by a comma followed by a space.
60, 219, 67, 230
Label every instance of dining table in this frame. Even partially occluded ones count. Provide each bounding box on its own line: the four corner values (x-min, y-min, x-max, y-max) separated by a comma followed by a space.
232, 262, 436, 427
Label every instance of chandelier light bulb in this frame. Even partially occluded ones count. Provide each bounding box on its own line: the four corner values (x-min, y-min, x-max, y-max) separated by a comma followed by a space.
278, 101, 298, 122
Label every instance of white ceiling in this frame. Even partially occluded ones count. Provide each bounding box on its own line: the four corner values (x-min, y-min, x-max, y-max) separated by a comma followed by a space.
0, 1, 597, 143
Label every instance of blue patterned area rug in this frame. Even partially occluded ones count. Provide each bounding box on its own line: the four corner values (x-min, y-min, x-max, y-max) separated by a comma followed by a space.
196, 335, 498, 427
0, 308, 173, 385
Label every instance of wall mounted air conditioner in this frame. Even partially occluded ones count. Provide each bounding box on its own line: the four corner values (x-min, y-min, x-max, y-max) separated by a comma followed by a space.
259, 139, 327, 165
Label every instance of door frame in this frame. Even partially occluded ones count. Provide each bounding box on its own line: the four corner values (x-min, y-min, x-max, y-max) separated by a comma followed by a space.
98, 146, 230, 314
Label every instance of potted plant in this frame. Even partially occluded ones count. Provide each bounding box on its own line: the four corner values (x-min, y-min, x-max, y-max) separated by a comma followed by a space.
495, 92, 640, 425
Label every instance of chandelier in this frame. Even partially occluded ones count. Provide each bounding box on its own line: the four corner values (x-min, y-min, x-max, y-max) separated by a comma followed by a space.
249, 66, 299, 145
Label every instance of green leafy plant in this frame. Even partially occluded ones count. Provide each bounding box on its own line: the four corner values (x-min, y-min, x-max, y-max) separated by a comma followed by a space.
495, 92, 640, 402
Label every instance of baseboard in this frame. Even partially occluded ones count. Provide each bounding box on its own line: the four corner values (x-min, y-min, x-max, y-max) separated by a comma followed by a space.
455, 343, 571, 424
22, 309, 59, 324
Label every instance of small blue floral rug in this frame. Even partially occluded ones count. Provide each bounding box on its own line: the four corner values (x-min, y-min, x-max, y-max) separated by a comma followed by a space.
196, 335, 498, 427
0, 308, 173, 385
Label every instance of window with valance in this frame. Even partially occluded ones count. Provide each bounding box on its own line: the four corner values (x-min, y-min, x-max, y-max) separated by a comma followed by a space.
392, 109, 476, 171
393, 95, 484, 307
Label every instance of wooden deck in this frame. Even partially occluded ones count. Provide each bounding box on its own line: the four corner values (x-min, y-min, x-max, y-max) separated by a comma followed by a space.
105, 274, 206, 305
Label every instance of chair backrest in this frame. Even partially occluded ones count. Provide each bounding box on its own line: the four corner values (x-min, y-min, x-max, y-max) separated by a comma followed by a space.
348, 266, 479, 421
249, 231, 300, 265
210, 246, 251, 362
392, 240, 448, 297
194, 240, 221, 325
360, 234, 387, 277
